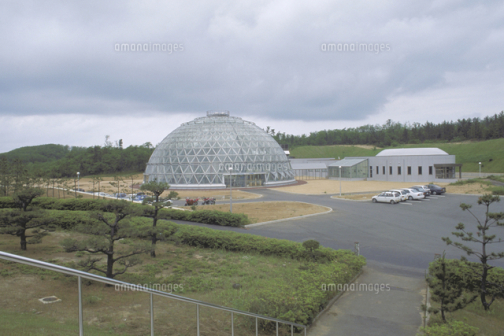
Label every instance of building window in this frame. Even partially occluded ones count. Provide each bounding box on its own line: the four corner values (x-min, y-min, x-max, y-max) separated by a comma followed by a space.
370, 166, 373, 178
418, 166, 423, 175
383, 166, 385, 175
429, 166, 433, 175
397, 166, 401, 175
389, 166, 393, 175
376, 166, 379, 175
407, 166, 412, 175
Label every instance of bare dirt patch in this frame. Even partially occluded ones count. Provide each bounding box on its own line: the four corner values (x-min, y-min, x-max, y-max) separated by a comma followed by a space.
171, 189, 262, 201
184, 201, 330, 223
445, 183, 491, 195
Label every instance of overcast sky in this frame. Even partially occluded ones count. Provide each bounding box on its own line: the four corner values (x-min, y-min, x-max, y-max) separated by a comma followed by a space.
1, 0, 503, 153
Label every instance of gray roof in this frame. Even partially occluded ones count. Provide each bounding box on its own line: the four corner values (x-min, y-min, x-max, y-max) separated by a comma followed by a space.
290, 162, 329, 170
328, 158, 367, 167
376, 148, 448, 156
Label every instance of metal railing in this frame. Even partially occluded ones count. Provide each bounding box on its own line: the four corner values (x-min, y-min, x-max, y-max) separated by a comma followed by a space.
0, 251, 307, 336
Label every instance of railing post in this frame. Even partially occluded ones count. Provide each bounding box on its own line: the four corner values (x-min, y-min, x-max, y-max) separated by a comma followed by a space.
291, 324, 293, 336
78, 276, 83, 336
150, 293, 154, 336
276, 321, 279, 336
197, 304, 200, 336
256, 317, 258, 336
231, 312, 234, 336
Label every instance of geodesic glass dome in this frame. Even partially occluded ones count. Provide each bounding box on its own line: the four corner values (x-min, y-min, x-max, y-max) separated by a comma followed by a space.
144, 111, 296, 189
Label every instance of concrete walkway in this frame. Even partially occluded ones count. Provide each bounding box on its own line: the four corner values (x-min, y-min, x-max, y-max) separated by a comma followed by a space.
308, 262, 426, 336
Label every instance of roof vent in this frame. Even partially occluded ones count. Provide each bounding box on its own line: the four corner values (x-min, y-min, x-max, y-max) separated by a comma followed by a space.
207, 110, 230, 117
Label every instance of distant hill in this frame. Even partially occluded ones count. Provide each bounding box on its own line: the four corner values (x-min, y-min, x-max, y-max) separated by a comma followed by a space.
0, 144, 153, 178
290, 139, 504, 173
0, 144, 72, 164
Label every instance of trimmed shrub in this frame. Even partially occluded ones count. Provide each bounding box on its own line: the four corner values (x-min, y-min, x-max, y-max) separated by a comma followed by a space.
158, 208, 249, 227
0, 197, 18, 209
42, 210, 107, 230
32, 198, 111, 211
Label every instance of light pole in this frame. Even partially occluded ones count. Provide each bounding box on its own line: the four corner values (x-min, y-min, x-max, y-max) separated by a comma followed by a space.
479, 162, 481, 178
229, 167, 233, 213
339, 166, 342, 196
77, 172, 80, 191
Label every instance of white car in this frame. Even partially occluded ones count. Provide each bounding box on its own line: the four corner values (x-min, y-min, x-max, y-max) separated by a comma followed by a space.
390, 189, 408, 202
372, 191, 402, 204
400, 188, 425, 200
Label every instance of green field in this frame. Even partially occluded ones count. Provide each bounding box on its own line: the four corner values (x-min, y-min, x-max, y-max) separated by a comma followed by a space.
290, 139, 504, 173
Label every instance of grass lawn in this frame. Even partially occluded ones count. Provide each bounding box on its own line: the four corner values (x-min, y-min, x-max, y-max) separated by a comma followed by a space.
0, 225, 364, 335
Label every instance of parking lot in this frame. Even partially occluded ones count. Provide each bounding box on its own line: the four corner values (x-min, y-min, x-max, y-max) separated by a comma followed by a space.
171, 188, 504, 271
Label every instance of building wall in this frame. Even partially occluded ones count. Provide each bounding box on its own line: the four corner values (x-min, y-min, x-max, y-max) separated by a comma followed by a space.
352, 155, 456, 182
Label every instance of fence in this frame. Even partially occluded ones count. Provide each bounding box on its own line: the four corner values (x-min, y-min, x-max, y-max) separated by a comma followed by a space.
0, 251, 307, 336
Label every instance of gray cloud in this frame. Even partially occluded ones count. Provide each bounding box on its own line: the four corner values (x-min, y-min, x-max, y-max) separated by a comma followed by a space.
0, 0, 503, 144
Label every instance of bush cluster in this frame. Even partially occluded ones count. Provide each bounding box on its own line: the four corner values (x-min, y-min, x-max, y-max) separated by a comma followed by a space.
428, 258, 504, 299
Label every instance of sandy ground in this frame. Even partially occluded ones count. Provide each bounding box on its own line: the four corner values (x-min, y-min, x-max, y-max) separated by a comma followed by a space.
169, 190, 262, 200
444, 183, 492, 195
183, 201, 330, 223
275, 180, 451, 195
40, 175, 262, 200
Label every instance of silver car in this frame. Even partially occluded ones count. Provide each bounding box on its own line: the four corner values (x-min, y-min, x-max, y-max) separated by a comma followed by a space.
400, 188, 425, 200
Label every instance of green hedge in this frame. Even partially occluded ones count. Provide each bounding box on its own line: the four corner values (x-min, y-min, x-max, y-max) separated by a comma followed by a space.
157, 208, 249, 227
170, 223, 365, 266
418, 321, 478, 336
0, 197, 249, 227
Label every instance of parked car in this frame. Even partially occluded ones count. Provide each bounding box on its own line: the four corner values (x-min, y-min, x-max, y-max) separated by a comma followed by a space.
74, 188, 85, 192
372, 192, 402, 204
400, 188, 425, 200
411, 186, 430, 197
390, 189, 408, 202
113, 193, 127, 198
427, 184, 446, 195
135, 195, 147, 201
410, 186, 430, 197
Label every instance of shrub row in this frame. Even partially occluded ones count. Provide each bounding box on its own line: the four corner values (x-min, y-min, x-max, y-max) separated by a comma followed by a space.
170, 223, 365, 266
0, 197, 249, 227
157, 208, 249, 227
